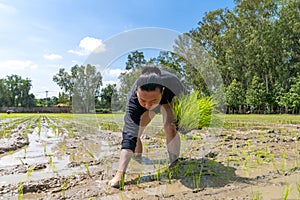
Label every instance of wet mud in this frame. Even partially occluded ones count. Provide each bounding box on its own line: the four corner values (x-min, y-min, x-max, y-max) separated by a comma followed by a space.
0, 115, 299, 199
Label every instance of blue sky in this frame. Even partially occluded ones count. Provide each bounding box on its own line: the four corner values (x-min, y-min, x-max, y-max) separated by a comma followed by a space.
0, 0, 235, 98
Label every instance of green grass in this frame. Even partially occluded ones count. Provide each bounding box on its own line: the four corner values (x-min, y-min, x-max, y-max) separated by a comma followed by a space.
224, 114, 300, 129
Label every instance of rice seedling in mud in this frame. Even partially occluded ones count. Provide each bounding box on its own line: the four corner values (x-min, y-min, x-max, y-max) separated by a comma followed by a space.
281, 150, 287, 174
84, 161, 91, 176
282, 185, 290, 200
251, 191, 262, 200
37, 115, 42, 137
43, 143, 47, 156
1, 113, 299, 199
19, 158, 25, 165
17, 179, 24, 200
192, 171, 202, 190
26, 165, 36, 177
61, 172, 75, 199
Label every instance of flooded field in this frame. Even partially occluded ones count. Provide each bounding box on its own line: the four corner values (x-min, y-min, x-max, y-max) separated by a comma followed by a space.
0, 113, 299, 199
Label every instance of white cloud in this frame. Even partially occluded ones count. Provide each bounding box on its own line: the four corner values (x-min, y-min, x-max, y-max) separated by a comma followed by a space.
102, 68, 125, 81
104, 68, 125, 76
68, 36, 106, 56
0, 60, 38, 71
43, 53, 63, 60
0, 3, 17, 15
67, 49, 86, 56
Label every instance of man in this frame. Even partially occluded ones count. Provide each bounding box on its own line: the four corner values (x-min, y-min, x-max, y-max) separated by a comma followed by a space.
109, 65, 187, 188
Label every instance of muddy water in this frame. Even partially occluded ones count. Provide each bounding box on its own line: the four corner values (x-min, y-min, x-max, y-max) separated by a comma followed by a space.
0, 115, 299, 199
0, 119, 118, 187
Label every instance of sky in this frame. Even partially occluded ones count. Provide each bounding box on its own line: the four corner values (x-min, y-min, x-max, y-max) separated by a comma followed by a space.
0, 0, 235, 99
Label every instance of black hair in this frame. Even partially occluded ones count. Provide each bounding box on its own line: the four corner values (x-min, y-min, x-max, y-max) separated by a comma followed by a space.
136, 66, 164, 92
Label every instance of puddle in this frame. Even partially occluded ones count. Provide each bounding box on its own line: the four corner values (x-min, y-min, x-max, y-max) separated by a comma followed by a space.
0, 119, 118, 187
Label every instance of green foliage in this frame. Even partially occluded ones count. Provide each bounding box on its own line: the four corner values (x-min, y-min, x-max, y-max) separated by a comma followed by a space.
246, 76, 267, 113
198, 96, 215, 128
0, 75, 35, 107
118, 52, 146, 108
98, 83, 121, 111
172, 91, 214, 131
226, 79, 245, 114
125, 50, 146, 70
53, 64, 103, 113
187, 0, 300, 114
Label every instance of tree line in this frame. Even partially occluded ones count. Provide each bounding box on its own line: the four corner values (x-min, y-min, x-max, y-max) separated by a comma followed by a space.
0, 75, 35, 107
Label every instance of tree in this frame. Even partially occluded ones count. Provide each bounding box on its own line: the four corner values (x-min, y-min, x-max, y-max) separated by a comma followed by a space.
125, 50, 146, 70
187, 0, 300, 113
174, 33, 222, 95
118, 51, 147, 108
155, 51, 185, 79
4, 75, 34, 107
99, 83, 118, 108
53, 68, 73, 97
283, 74, 300, 114
246, 76, 267, 113
226, 79, 245, 113
58, 92, 70, 105
53, 64, 102, 112
0, 79, 9, 107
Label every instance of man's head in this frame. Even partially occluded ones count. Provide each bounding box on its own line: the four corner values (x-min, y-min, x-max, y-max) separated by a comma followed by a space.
136, 66, 164, 110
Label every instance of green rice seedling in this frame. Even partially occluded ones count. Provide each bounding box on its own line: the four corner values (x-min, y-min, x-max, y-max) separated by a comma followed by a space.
184, 164, 194, 177
251, 191, 261, 200
49, 155, 55, 171
282, 185, 290, 200
119, 172, 125, 190
61, 172, 75, 198
43, 143, 47, 156
172, 163, 180, 178
226, 156, 239, 167
37, 116, 41, 137
192, 135, 201, 140
26, 165, 36, 177
1, 129, 6, 138
17, 179, 23, 200
281, 150, 287, 174
61, 143, 66, 151
172, 91, 214, 132
84, 162, 91, 176
193, 171, 202, 189
86, 148, 95, 160
70, 153, 75, 162
136, 173, 142, 185
156, 158, 161, 181
8, 150, 14, 155
103, 153, 110, 174
231, 140, 236, 152
240, 149, 249, 171
19, 158, 25, 165
297, 183, 300, 195
167, 169, 173, 184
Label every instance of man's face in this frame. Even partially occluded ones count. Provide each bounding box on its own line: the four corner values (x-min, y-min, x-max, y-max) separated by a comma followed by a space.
136, 87, 163, 110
